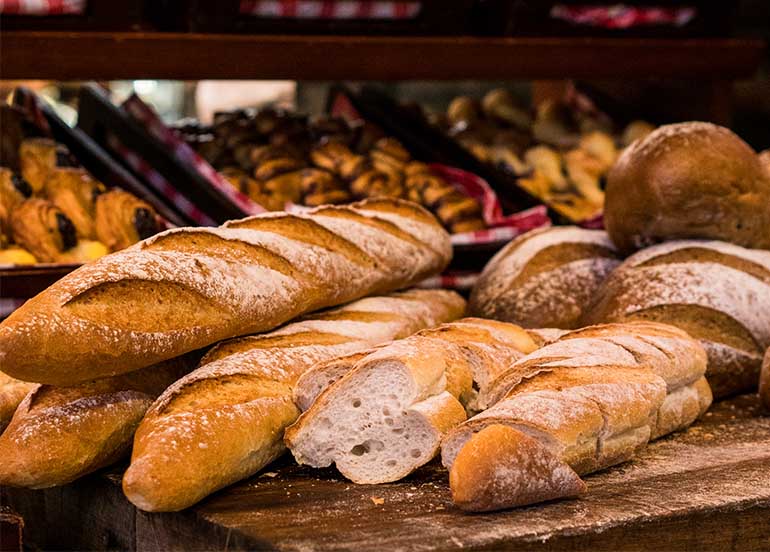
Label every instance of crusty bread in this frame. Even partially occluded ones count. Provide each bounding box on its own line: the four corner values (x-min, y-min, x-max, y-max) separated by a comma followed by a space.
0, 198, 452, 385
605, 122, 770, 254
123, 289, 465, 512
450, 424, 586, 512
760, 348, 770, 411
285, 318, 538, 484
0, 353, 199, 489
0, 372, 36, 434
469, 226, 621, 329
441, 321, 710, 511
584, 240, 770, 398
760, 149, 770, 175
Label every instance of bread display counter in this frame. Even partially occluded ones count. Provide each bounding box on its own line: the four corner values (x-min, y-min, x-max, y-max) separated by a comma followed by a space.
0, 7, 769, 550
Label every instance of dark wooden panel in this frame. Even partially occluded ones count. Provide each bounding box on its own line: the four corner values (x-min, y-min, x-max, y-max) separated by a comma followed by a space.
0, 32, 765, 81
3, 394, 769, 551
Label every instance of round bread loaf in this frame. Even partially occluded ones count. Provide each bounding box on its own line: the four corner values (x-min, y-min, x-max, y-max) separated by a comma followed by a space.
469, 226, 621, 329
605, 122, 770, 254
584, 240, 770, 399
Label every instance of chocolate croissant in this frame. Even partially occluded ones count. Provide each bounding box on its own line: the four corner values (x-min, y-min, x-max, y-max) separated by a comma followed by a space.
10, 198, 78, 262
0, 168, 33, 240
45, 168, 106, 240
94, 190, 161, 252
19, 138, 58, 193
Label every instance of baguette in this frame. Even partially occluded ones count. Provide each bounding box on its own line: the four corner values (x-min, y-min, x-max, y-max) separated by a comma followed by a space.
0, 372, 36, 433
285, 318, 539, 484
584, 240, 770, 398
442, 321, 710, 512
123, 289, 465, 512
0, 353, 200, 489
0, 198, 451, 385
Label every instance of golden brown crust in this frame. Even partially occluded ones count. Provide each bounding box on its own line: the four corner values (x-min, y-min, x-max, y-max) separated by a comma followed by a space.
0, 371, 36, 433
0, 353, 198, 489
605, 122, 770, 254
450, 424, 585, 512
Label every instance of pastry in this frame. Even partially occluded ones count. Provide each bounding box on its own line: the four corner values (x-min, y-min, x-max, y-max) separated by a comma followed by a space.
94, 189, 161, 252
45, 167, 106, 240
9, 198, 77, 262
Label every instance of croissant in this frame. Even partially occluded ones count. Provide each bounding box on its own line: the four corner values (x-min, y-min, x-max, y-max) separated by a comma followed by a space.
0, 168, 33, 240
94, 190, 161, 252
19, 138, 58, 193
10, 198, 77, 262
45, 167, 106, 240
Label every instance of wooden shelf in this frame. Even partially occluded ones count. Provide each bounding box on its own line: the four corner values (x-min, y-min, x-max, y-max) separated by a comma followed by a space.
0, 31, 765, 80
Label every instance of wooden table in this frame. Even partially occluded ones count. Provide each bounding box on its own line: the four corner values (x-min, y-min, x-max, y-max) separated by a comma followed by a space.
3, 394, 770, 551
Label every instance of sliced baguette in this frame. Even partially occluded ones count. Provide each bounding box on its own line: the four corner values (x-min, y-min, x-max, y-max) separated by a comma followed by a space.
123, 289, 465, 512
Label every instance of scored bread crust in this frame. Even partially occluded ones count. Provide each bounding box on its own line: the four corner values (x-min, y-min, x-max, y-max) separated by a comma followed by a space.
123, 289, 465, 512
584, 240, 770, 398
441, 321, 711, 512
0, 353, 199, 489
0, 198, 452, 385
285, 318, 539, 484
469, 226, 621, 329
604, 122, 770, 254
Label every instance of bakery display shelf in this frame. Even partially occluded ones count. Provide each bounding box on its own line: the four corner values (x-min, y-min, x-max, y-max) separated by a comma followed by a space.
0, 32, 765, 80
4, 394, 769, 552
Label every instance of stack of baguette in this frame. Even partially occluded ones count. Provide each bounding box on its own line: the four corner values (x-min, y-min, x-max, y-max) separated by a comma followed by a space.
442, 321, 711, 511
285, 318, 541, 484
0, 198, 457, 498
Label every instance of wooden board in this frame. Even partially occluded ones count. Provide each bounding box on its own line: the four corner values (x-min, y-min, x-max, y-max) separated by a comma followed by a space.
3, 394, 770, 551
0, 32, 765, 81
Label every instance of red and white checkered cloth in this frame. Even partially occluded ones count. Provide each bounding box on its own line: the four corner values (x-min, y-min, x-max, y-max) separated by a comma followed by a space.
0, 0, 85, 15
240, 0, 421, 19
121, 95, 268, 221
550, 4, 696, 29
107, 133, 217, 226
430, 164, 551, 246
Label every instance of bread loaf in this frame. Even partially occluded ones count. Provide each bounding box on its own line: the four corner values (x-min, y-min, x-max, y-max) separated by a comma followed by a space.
0, 372, 36, 433
123, 289, 464, 512
759, 348, 770, 411
442, 321, 710, 512
605, 122, 770, 254
0, 198, 451, 385
0, 353, 199, 489
469, 227, 621, 329
584, 240, 770, 398
285, 318, 539, 484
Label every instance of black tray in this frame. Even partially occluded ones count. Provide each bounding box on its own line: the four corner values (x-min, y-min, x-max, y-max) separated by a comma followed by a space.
77, 83, 248, 225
